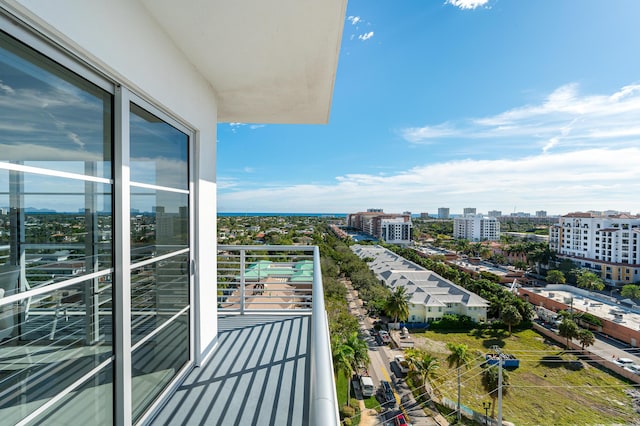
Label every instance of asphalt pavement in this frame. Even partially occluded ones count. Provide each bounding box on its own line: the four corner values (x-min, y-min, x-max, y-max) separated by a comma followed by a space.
344, 280, 444, 426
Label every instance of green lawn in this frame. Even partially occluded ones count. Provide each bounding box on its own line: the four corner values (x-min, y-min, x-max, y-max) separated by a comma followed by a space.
416, 328, 640, 425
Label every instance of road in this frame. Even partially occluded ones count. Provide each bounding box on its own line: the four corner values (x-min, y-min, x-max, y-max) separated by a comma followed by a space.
344, 280, 444, 426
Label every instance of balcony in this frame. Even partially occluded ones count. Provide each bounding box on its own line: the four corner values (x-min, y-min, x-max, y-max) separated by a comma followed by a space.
147, 245, 338, 426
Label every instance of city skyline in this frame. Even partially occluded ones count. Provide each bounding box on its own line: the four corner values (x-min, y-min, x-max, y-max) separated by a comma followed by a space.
217, 0, 640, 215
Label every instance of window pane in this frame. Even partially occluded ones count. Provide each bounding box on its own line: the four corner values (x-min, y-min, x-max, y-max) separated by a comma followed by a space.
131, 187, 188, 263
31, 363, 113, 426
0, 169, 112, 293
0, 277, 113, 424
130, 103, 188, 190
0, 31, 112, 178
131, 253, 189, 344
132, 311, 188, 422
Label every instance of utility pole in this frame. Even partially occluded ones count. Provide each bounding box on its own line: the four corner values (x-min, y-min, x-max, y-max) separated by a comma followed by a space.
498, 357, 503, 426
457, 365, 461, 421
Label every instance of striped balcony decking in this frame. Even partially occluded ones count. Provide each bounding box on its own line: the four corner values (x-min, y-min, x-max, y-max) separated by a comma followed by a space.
148, 314, 311, 426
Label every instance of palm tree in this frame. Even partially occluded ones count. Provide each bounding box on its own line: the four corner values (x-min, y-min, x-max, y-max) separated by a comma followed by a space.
558, 318, 579, 347
577, 328, 595, 350
576, 270, 605, 291
332, 343, 355, 406
501, 304, 523, 334
405, 348, 439, 395
482, 366, 510, 418
446, 343, 473, 421
546, 269, 566, 285
385, 286, 410, 325
345, 331, 370, 372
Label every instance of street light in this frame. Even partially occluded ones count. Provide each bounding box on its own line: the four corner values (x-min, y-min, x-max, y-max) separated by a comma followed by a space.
483, 401, 491, 426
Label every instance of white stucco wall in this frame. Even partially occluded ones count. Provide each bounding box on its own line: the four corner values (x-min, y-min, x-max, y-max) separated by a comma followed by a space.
7, 0, 219, 362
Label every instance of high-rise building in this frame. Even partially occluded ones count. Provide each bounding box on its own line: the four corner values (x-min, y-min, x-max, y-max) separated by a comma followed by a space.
438, 207, 450, 219
420, 212, 430, 219
536, 210, 547, 217
463, 207, 477, 217
488, 210, 502, 218
0, 3, 345, 425
453, 215, 500, 241
550, 212, 640, 285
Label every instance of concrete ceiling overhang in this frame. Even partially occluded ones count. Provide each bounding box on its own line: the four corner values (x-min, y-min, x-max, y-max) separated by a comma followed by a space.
141, 0, 348, 125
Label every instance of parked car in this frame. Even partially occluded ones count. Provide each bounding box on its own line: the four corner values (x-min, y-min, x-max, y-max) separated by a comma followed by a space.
394, 413, 408, 426
394, 354, 409, 374
380, 380, 394, 405
379, 330, 391, 344
624, 364, 640, 375
614, 357, 634, 367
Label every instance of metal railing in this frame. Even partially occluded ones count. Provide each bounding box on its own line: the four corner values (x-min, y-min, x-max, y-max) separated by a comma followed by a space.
217, 245, 339, 426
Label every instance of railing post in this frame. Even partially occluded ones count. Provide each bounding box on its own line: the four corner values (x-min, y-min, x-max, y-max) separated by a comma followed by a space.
240, 249, 245, 315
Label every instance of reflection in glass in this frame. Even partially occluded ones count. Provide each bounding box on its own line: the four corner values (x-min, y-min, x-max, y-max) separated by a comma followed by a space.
132, 312, 188, 422
0, 169, 113, 291
131, 253, 189, 344
0, 277, 113, 424
0, 31, 112, 178
130, 188, 188, 263
130, 103, 188, 189
32, 363, 113, 425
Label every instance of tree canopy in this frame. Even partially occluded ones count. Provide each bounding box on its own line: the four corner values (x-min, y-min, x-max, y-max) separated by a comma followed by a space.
385, 286, 410, 323
546, 269, 566, 285
501, 304, 523, 334
576, 270, 605, 292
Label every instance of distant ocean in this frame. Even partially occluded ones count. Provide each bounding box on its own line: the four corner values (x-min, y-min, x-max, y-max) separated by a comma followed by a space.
218, 212, 347, 217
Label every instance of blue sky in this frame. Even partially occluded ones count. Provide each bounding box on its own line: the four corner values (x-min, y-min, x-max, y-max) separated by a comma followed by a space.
217, 0, 640, 216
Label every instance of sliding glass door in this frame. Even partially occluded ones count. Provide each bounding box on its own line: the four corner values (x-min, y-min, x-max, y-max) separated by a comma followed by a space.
0, 21, 193, 424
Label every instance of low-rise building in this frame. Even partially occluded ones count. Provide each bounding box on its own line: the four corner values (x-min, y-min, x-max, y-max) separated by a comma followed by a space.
352, 245, 488, 323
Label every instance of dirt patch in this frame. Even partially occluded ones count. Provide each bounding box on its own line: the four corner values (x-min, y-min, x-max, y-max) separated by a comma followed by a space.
411, 334, 449, 355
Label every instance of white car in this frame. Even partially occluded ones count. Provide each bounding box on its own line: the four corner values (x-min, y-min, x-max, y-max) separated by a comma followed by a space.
613, 357, 634, 367
394, 354, 409, 374
623, 364, 640, 375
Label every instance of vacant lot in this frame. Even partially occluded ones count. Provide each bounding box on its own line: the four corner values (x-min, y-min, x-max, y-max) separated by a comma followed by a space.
414, 328, 640, 425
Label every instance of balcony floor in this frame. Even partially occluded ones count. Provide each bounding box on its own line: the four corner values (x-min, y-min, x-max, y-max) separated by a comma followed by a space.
149, 314, 311, 426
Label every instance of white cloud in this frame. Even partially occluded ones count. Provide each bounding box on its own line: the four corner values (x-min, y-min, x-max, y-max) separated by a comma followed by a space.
401, 123, 460, 142
0, 80, 14, 95
218, 147, 640, 215
445, 0, 490, 10
347, 16, 361, 25
358, 32, 374, 41
402, 83, 640, 154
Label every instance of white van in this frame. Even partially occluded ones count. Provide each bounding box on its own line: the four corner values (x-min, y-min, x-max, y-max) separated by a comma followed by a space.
360, 375, 375, 397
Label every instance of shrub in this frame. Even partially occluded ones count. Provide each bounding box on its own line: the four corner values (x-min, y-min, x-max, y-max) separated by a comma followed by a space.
429, 314, 476, 332
340, 404, 356, 419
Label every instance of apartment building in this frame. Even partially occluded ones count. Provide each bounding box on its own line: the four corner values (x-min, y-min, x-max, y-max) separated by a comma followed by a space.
453, 215, 500, 241
347, 210, 413, 246
438, 207, 450, 219
550, 212, 640, 285
463, 207, 477, 216
352, 245, 488, 323
0, 1, 346, 425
